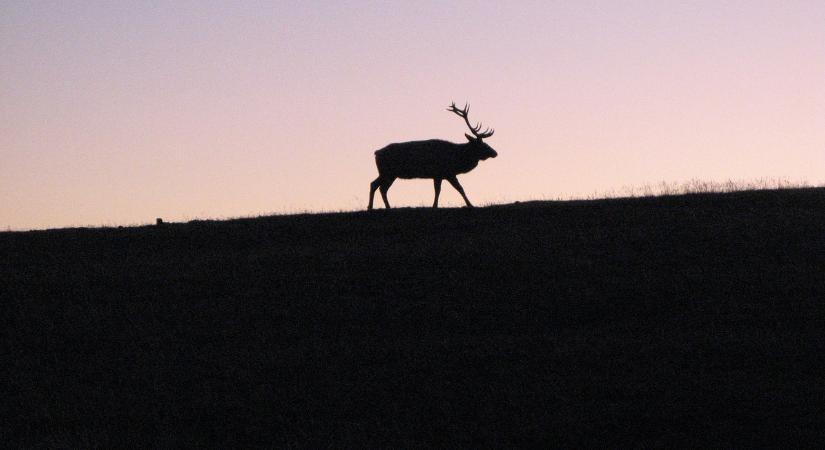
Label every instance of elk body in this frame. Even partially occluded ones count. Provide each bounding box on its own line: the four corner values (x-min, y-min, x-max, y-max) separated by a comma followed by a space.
368, 103, 498, 210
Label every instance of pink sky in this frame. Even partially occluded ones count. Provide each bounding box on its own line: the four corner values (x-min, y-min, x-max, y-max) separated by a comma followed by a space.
2, 1, 824, 230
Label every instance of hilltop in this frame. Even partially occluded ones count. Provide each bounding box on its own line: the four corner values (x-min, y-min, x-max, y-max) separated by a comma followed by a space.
3, 188, 825, 446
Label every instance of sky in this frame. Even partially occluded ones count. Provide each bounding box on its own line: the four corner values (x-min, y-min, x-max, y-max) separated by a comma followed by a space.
2, 1, 824, 230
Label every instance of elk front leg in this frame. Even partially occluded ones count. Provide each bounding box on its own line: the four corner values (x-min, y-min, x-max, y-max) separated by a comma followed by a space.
433, 178, 442, 208
446, 176, 473, 208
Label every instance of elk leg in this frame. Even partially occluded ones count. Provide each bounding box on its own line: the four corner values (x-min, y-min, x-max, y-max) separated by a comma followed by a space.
368, 177, 382, 210
447, 176, 473, 208
433, 179, 442, 208
379, 177, 395, 209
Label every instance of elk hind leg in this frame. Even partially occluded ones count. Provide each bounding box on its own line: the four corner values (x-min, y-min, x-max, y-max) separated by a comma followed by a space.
368, 177, 382, 210
379, 177, 395, 209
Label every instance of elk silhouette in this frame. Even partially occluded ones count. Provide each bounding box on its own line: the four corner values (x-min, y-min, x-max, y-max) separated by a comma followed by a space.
368, 102, 498, 210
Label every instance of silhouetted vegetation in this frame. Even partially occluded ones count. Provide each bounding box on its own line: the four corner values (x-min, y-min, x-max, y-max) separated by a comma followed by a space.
4, 188, 825, 446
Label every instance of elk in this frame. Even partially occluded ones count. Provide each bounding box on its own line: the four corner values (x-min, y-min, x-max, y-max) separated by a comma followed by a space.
368, 102, 498, 210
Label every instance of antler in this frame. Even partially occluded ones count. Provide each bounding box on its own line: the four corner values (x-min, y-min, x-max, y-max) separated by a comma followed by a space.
447, 102, 494, 139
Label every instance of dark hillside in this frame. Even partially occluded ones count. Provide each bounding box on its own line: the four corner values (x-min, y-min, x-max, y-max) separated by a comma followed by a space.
3, 188, 825, 446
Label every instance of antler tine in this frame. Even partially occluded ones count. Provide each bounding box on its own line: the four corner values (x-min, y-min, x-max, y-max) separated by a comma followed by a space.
447, 101, 470, 118
447, 100, 494, 139
477, 127, 495, 138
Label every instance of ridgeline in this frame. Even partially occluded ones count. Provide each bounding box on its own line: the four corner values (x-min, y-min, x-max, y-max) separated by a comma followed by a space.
4, 188, 825, 446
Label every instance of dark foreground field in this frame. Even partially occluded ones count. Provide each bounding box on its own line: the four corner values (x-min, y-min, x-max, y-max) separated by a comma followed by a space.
3, 188, 825, 447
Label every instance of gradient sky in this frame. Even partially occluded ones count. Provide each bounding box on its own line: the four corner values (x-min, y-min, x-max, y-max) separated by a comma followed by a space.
2, 1, 824, 230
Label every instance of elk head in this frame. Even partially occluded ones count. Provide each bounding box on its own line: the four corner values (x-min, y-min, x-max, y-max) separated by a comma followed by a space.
448, 102, 498, 160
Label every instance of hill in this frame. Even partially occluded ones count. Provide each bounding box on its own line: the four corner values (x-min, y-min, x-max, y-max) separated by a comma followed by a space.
3, 188, 825, 446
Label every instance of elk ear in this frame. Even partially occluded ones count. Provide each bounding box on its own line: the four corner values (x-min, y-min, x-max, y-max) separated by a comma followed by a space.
465, 133, 476, 142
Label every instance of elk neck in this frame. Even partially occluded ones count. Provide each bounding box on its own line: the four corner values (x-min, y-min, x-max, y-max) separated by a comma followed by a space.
455, 141, 482, 173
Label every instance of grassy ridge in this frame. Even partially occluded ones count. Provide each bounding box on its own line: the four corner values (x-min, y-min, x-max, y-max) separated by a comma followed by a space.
3, 188, 825, 446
